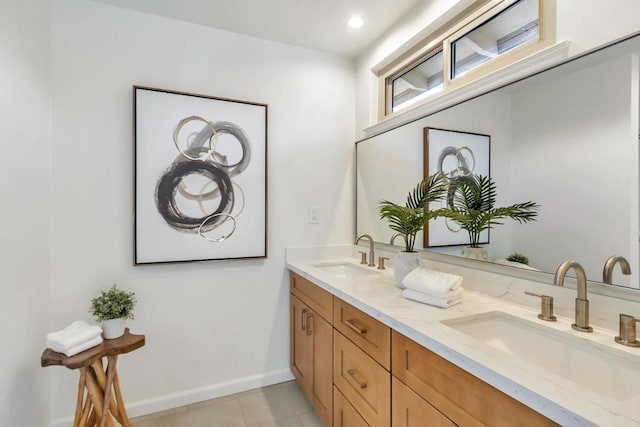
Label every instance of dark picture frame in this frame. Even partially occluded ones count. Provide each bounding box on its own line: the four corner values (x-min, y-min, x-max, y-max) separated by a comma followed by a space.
423, 127, 490, 248
134, 86, 268, 265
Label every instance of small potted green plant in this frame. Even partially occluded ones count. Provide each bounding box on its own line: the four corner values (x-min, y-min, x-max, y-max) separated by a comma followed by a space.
379, 173, 448, 286
442, 174, 539, 260
90, 285, 137, 339
506, 252, 530, 265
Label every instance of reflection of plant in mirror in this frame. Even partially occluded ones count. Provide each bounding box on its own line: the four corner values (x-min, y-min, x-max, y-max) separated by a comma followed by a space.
379, 173, 448, 252
507, 252, 530, 265
442, 174, 539, 248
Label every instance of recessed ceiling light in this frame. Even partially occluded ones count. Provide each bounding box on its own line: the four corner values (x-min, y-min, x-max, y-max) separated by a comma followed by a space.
347, 16, 364, 29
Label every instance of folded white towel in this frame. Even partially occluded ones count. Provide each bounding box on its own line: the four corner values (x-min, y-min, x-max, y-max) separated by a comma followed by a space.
402, 268, 463, 297
46, 321, 103, 351
49, 335, 103, 357
402, 287, 463, 308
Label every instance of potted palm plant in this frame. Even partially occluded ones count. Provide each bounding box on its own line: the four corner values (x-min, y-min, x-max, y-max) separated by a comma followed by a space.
90, 285, 137, 339
379, 173, 448, 286
442, 174, 539, 260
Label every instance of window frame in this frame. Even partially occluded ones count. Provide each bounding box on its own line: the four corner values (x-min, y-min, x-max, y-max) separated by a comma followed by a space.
377, 0, 556, 121
387, 48, 444, 114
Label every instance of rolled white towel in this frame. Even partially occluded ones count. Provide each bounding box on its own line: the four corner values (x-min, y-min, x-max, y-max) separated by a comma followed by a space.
402, 287, 463, 308
46, 321, 103, 351
402, 268, 463, 297
49, 335, 103, 357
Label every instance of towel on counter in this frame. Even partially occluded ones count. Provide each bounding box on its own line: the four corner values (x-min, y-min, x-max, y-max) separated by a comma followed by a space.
48, 334, 103, 357
402, 267, 463, 297
46, 320, 103, 355
402, 287, 463, 308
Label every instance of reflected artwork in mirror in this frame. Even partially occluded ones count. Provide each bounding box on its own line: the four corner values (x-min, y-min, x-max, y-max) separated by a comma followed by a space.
424, 128, 490, 248
356, 33, 640, 289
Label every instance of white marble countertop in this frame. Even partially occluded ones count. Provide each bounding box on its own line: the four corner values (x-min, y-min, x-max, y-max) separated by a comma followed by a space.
286, 246, 640, 427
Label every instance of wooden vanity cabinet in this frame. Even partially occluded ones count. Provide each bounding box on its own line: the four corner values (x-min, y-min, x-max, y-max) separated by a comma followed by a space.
289, 273, 333, 426
392, 377, 455, 427
334, 386, 369, 427
392, 331, 557, 427
289, 270, 557, 427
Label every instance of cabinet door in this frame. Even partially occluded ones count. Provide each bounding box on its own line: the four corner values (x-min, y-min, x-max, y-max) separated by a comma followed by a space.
309, 310, 333, 426
392, 377, 455, 427
290, 295, 312, 398
334, 386, 369, 427
392, 331, 557, 427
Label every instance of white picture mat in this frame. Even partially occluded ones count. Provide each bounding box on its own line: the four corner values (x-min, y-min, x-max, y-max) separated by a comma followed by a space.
426, 128, 490, 247
135, 89, 266, 263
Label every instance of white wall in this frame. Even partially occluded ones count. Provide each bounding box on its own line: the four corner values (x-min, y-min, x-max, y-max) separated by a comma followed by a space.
557, 0, 640, 57
355, 0, 640, 135
509, 54, 638, 286
48, 0, 354, 423
0, 0, 52, 426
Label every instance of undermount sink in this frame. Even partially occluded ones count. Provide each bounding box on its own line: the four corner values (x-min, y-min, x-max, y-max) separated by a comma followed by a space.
442, 311, 640, 400
312, 262, 380, 279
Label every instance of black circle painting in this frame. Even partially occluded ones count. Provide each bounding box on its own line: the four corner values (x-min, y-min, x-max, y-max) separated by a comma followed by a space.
134, 87, 267, 264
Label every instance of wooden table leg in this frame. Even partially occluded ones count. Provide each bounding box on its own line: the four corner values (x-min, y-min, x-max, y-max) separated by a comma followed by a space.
85, 367, 106, 426
112, 370, 132, 427
100, 356, 117, 427
86, 409, 96, 427
79, 402, 93, 427
91, 360, 122, 423
74, 368, 87, 427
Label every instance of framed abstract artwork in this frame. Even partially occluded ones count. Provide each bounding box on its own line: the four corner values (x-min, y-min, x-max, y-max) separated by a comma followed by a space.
423, 127, 490, 247
134, 86, 267, 264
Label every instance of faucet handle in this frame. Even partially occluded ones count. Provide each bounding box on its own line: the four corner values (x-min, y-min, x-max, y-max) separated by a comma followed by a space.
377, 256, 389, 270
524, 291, 557, 322
358, 251, 367, 265
615, 314, 640, 347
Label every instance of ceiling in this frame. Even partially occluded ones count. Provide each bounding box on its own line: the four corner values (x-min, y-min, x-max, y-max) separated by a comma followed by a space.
92, 0, 423, 57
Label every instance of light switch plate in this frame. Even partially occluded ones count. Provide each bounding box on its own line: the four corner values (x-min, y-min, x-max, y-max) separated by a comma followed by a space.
308, 206, 320, 224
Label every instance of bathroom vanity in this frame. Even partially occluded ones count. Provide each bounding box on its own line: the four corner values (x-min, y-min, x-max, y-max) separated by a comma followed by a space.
287, 246, 640, 426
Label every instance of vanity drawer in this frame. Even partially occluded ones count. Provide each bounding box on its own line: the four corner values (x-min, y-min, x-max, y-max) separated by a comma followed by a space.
334, 386, 370, 427
392, 377, 455, 427
391, 331, 557, 427
334, 330, 390, 427
290, 271, 333, 323
334, 298, 391, 370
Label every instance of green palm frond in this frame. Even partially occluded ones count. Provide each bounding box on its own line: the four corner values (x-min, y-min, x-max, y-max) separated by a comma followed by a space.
406, 173, 448, 209
442, 174, 539, 248
378, 173, 448, 252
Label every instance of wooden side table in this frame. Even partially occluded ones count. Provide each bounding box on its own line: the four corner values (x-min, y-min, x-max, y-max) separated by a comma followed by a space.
41, 328, 145, 427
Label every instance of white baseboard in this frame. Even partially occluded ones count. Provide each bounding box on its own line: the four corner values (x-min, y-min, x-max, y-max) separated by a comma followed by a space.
49, 368, 295, 427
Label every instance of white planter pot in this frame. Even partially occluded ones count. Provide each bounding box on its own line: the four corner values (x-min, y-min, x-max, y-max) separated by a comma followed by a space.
394, 252, 420, 288
461, 247, 489, 261
102, 318, 126, 339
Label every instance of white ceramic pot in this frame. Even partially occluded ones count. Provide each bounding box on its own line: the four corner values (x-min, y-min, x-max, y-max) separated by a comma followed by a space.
394, 252, 420, 288
102, 318, 126, 339
461, 247, 489, 261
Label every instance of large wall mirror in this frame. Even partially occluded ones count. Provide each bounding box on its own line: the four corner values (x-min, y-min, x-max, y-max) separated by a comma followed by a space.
357, 32, 640, 290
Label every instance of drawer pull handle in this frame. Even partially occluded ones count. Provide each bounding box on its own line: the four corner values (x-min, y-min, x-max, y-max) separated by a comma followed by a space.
305, 312, 313, 336
346, 369, 368, 389
345, 319, 367, 335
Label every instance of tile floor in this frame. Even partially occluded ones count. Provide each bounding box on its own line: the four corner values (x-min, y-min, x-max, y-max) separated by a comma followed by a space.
132, 381, 323, 427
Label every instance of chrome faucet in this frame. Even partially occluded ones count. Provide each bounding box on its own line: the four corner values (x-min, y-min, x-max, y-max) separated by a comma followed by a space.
602, 255, 631, 284
554, 261, 593, 332
389, 233, 405, 247
355, 234, 375, 267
